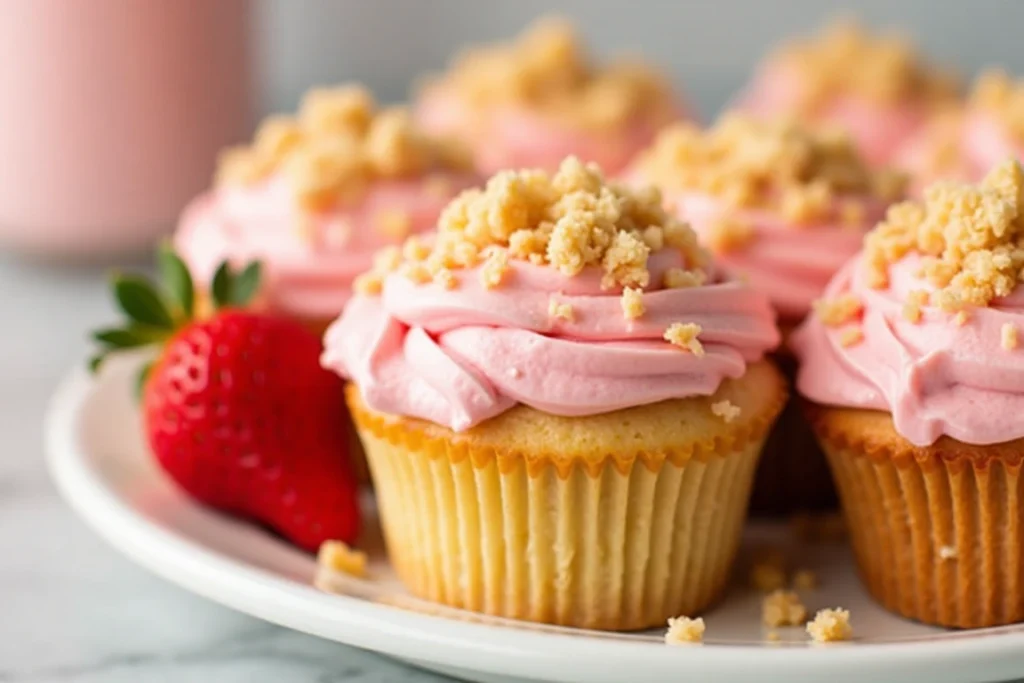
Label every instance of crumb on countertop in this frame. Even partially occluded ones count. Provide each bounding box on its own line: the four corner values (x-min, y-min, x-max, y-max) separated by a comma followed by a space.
792, 569, 818, 590
762, 590, 809, 628
806, 608, 853, 642
665, 616, 706, 644
749, 547, 788, 592
317, 540, 368, 578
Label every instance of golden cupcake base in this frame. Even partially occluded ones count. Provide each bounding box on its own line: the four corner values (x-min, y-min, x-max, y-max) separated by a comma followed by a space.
348, 361, 786, 630
808, 403, 1024, 628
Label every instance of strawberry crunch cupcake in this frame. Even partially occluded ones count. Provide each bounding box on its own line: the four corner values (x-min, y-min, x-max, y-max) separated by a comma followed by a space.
176, 84, 478, 331
898, 70, 1024, 195
630, 115, 906, 512
322, 158, 785, 630
794, 160, 1024, 628
414, 17, 684, 176
737, 20, 959, 166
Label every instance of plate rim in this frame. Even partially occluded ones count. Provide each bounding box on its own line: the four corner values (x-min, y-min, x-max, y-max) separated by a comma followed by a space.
44, 361, 1024, 683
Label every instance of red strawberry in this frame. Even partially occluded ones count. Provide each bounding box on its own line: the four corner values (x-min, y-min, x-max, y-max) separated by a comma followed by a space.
91, 245, 360, 551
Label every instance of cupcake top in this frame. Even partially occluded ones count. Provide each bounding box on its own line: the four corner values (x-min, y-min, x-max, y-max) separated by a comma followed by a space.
631, 115, 906, 320
739, 21, 958, 165
414, 18, 681, 175
794, 159, 1024, 445
323, 157, 780, 431
175, 85, 478, 320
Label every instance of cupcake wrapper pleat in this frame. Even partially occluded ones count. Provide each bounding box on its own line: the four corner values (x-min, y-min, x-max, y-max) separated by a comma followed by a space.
356, 422, 765, 631
817, 427, 1024, 628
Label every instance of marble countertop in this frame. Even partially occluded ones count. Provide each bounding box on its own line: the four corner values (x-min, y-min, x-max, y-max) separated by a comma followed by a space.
0, 257, 446, 683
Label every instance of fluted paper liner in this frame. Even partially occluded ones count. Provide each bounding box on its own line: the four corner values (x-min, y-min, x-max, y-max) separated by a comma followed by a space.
346, 365, 785, 631
808, 404, 1024, 628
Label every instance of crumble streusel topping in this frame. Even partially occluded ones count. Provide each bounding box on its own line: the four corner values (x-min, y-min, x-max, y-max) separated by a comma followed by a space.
864, 159, 1024, 312
424, 17, 674, 131
634, 116, 906, 227
358, 156, 709, 294
970, 69, 1024, 143
770, 20, 958, 112
216, 85, 470, 211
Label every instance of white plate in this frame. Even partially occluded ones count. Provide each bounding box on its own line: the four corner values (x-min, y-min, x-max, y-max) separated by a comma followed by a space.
45, 355, 1024, 683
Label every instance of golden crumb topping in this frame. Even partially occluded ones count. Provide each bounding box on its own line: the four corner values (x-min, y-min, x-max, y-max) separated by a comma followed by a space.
864, 159, 1024, 310
970, 69, 1024, 143
1003, 323, 1019, 350
548, 297, 574, 321
216, 85, 470, 211
427, 17, 674, 131
770, 20, 958, 112
806, 608, 853, 642
620, 287, 645, 320
635, 116, 905, 227
361, 157, 708, 294
664, 322, 704, 356
711, 399, 741, 423
839, 327, 864, 347
813, 294, 863, 326
665, 616, 705, 644
317, 540, 368, 578
762, 590, 808, 628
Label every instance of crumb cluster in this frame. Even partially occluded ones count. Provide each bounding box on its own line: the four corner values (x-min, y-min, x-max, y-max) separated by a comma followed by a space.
634, 115, 905, 231
216, 85, 470, 211
354, 157, 710, 298
664, 323, 705, 356
762, 590, 808, 628
665, 616, 706, 644
317, 540, 368, 578
864, 160, 1024, 313
813, 293, 863, 326
970, 69, 1024, 142
427, 17, 674, 131
770, 20, 958, 111
749, 547, 788, 592
806, 608, 853, 642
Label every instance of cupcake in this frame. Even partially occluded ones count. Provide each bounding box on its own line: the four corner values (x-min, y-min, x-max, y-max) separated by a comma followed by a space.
629, 115, 906, 513
175, 84, 478, 332
322, 157, 784, 630
737, 20, 959, 166
897, 70, 1024, 195
793, 160, 1024, 628
414, 17, 685, 176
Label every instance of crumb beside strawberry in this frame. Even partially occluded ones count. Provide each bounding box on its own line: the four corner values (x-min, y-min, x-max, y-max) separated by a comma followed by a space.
90, 245, 361, 551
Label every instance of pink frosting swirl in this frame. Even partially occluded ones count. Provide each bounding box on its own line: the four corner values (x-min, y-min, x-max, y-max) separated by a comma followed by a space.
654, 191, 887, 323
175, 173, 476, 321
322, 250, 780, 431
737, 65, 926, 166
792, 254, 1024, 446
415, 88, 684, 176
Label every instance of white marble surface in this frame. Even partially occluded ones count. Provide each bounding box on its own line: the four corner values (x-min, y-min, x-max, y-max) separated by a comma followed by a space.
0, 256, 447, 682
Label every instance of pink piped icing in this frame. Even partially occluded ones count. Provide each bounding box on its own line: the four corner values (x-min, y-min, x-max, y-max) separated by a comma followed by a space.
633, 188, 888, 323
416, 87, 680, 176
322, 250, 780, 432
738, 66, 926, 166
175, 173, 477, 321
792, 254, 1024, 446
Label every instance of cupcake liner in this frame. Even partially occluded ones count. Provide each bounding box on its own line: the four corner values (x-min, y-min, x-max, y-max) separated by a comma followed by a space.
750, 352, 837, 514
808, 404, 1024, 628
348, 381, 783, 631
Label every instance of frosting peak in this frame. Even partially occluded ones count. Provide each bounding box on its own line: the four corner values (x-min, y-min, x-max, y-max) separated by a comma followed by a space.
325, 158, 780, 431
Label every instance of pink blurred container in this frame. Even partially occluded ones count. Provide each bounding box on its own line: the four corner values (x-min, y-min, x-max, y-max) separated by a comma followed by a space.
0, 0, 252, 259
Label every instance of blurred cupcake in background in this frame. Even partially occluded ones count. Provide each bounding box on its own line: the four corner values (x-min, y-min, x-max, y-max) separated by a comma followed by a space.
176, 84, 478, 332
794, 160, 1024, 628
736, 20, 959, 166
414, 17, 687, 176
323, 157, 784, 629
629, 114, 907, 513
897, 70, 1024, 194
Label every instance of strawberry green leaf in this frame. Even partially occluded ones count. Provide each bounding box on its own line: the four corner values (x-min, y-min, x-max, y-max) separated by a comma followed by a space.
88, 353, 106, 374
112, 274, 175, 329
157, 243, 194, 319
210, 261, 232, 310
232, 261, 262, 307
134, 361, 154, 401
92, 326, 164, 349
